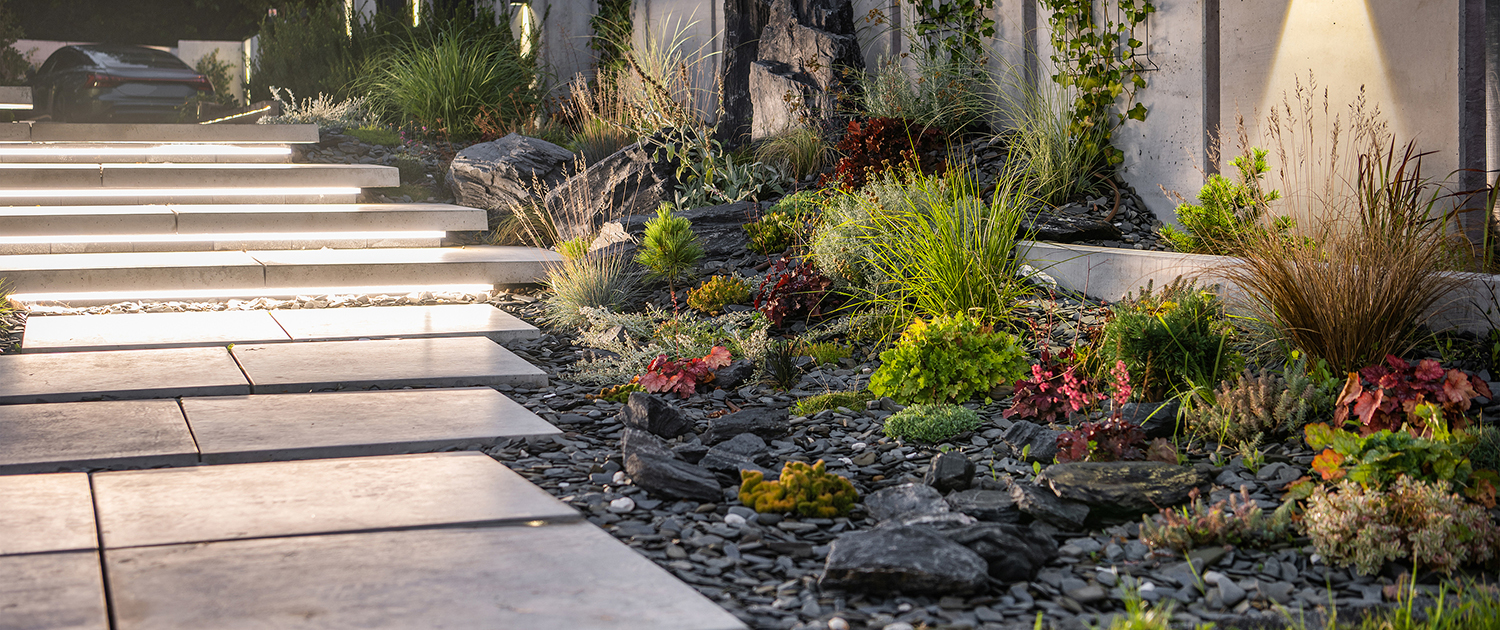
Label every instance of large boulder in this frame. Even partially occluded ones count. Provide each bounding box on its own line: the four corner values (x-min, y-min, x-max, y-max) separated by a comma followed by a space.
447, 133, 574, 216
1021, 211, 1122, 243
1038, 461, 1208, 519
820, 526, 989, 595
1003, 420, 1060, 464
943, 523, 1059, 583
621, 428, 722, 502
592, 201, 760, 261
702, 407, 790, 445
553, 139, 677, 242
1119, 400, 1182, 439
750, 0, 862, 138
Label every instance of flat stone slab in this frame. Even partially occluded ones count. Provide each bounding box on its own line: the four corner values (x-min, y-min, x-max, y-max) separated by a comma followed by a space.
183, 387, 559, 464
0, 551, 108, 630
0, 473, 96, 555
93, 452, 580, 549
170, 203, 486, 233
231, 337, 547, 394
0, 399, 199, 474
22, 310, 291, 353
0, 346, 249, 404
269, 304, 539, 343
0, 250, 265, 294
105, 522, 747, 630
251, 246, 560, 287
26, 122, 318, 143
99, 163, 398, 189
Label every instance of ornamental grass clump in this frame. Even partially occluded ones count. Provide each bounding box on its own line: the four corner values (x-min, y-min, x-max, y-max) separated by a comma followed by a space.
869, 313, 1029, 405
1303, 476, 1500, 575
882, 404, 981, 443
541, 253, 642, 328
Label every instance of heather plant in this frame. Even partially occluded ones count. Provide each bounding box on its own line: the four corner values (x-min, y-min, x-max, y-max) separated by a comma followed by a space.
883, 404, 981, 443
739, 460, 857, 517
1160, 147, 1287, 256
685, 275, 752, 315
1187, 366, 1321, 445
1140, 487, 1292, 553
1303, 476, 1500, 575
744, 211, 804, 255
869, 313, 1030, 405
1098, 278, 1240, 401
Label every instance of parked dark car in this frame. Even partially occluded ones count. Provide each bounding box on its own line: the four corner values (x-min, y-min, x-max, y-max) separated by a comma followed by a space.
30, 44, 214, 123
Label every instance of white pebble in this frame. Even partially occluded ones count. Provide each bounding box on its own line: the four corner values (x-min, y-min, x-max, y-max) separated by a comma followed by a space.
612, 471, 627, 484
608, 497, 635, 513
883, 623, 915, 630
851, 442, 867, 450
724, 514, 747, 527
828, 618, 850, 630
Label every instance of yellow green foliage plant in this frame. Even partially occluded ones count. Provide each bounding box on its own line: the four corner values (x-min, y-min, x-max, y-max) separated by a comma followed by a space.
739, 460, 858, 518
869, 313, 1029, 405
685, 275, 752, 315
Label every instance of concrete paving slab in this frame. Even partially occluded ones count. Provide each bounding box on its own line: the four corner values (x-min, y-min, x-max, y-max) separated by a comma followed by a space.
100, 163, 398, 188
269, 304, 539, 343
22, 310, 291, 353
0, 144, 291, 164
0, 473, 96, 555
28, 123, 318, 143
171, 203, 486, 233
0, 551, 108, 630
105, 522, 747, 630
0, 192, 361, 207
183, 387, 558, 464
231, 337, 547, 394
0, 399, 198, 474
93, 452, 579, 549
0, 347, 249, 404
0, 205, 176, 236
0, 250, 264, 294
0, 85, 30, 106
0, 164, 103, 188
252, 246, 561, 287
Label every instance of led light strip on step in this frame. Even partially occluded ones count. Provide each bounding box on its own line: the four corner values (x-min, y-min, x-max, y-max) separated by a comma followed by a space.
0, 231, 445, 245
0, 187, 361, 199
0, 145, 292, 157
11, 284, 498, 305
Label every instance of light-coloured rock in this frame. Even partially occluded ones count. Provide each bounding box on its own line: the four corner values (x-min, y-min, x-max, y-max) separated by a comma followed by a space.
446, 133, 575, 213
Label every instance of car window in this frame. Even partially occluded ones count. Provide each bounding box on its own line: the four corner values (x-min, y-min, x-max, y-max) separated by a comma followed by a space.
58, 49, 92, 71
82, 47, 191, 71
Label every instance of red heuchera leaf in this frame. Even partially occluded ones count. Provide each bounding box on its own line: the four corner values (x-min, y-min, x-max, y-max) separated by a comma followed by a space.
1311, 449, 1346, 481
637, 347, 733, 399
702, 346, 732, 370
1003, 349, 1103, 424
1441, 369, 1479, 409
1414, 359, 1445, 382
1333, 373, 1361, 425
1055, 430, 1089, 463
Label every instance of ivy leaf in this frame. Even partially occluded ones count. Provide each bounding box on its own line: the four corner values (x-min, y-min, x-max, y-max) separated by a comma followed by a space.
1125, 103, 1148, 121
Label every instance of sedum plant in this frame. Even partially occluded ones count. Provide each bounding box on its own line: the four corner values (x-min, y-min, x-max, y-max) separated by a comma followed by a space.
793, 390, 875, 416
1159, 147, 1285, 256
869, 313, 1029, 405
882, 404, 981, 443
1303, 476, 1500, 575
739, 460, 857, 517
1140, 487, 1292, 554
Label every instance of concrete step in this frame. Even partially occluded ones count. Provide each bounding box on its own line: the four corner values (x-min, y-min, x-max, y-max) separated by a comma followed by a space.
0, 121, 318, 143
0, 86, 31, 110
0, 202, 482, 237
0, 143, 292, 163
0, 551, 108, 630
0, 473, 96, 555
22, 304, 539, 353
0, 246, 558, 298
92, 453, 580, 549
0, 189, 359, 206
0, 336, 545, 405
0, 388, 557, 474
0, 162, 399, 189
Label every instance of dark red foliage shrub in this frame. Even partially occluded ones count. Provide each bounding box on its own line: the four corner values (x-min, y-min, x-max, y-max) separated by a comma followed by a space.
820, 117, 946, 190
1056, 417, 1147, 463
1334, 355, 1492, 436
1003, 348, 1104, 424
639, 346, 732, 398
754, 257, 841, 326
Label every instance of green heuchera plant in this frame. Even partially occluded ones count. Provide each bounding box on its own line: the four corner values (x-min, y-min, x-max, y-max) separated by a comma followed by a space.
1304, 476, 1500, 575
636, 203, 704, 294
1099, 279, 1240, 401
738, 460, 857, 518
870, 313, 1029, 405
882, 403, 981, 442
1302, 422, 1476, 492
1160, 147, 1285, 255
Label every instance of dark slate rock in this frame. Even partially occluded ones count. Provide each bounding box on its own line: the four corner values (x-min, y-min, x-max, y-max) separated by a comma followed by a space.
702, 407, 790, 445
671, 441, 710, 465
864, 483, 949, 523
945, 489, 1020, 523
446, 133, 574, 216
621, 428, 722, 502
1039, 461, 1208, 519
819, 526, 989, 595
700, 448, 777, 481
1003, 420, 1060, 464
1120, 400, 1182, 439
713, 359, 756, 390
1008, 479, 1089, 530
714, 433, 770, 460
1022, 211, 1123, 243
596, 200, 759, 258
559, 138, 676, 240
749, 0, 862, 138
617, 392, 693, 439
922, 451, 975, 493
944, 522, 1059, 582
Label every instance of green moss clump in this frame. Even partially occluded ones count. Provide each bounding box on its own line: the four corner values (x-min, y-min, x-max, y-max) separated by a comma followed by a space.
794, 390, 875, 416
346, 125, 402, 147
739, 460, 857, 518
882, 403, 980, 442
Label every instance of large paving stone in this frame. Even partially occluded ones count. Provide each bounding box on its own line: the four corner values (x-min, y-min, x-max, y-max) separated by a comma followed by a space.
0, 473, 96, 555
0, 250, 265, 295
106, 522, 747, 630
249, 246, 560, 287
269, 304, 539, 343
230, 337, 547, 394
21, 310, 291, 353
0, 346, 249, 404
0, 399, 198, 474
0, 551, 109, 630
182, 387, 558, 464
93, 452, 579, 549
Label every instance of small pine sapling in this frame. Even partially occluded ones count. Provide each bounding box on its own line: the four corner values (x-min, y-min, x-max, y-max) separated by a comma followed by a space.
636, 203, 704, 306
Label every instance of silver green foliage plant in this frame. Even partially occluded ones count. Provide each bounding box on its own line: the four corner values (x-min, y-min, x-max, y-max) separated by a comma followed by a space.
260, 87, 372, 130
569, 306, 772, 385
541, 253, 642, 329
1303, 476, 1500, 575
882, 404, 981, 443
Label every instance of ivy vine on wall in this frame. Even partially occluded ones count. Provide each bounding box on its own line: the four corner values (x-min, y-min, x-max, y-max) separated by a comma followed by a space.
590, 0, 633, 75
1040, 0, 1155, 164
906, 0, 996, 60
